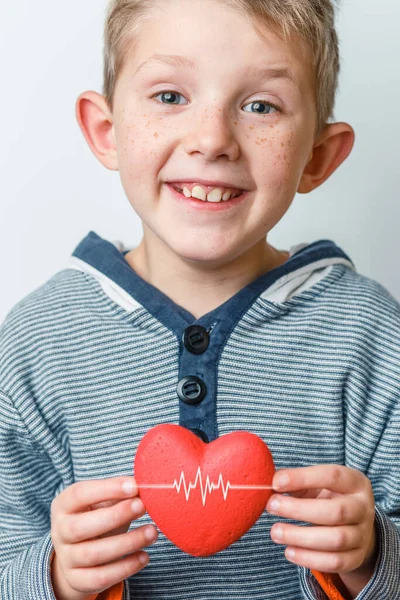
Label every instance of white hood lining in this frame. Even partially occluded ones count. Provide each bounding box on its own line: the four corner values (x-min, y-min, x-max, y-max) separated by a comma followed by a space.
67, 241, 354, 313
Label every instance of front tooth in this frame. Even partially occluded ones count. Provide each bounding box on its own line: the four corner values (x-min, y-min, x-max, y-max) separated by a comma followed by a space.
207, 188, 223, 202
191, 185, 207, 201
222, 190, 232, 201
183, 186, 192, 198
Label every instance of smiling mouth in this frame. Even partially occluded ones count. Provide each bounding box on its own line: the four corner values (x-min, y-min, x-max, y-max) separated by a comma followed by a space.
170, 184, 245, 203
166, 184, 249, 210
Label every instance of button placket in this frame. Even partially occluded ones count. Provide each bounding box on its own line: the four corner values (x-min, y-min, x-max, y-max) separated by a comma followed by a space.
178, 325, 211, 441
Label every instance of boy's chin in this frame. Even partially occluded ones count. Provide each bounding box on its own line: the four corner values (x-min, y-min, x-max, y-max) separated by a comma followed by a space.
163, 239, 247, 269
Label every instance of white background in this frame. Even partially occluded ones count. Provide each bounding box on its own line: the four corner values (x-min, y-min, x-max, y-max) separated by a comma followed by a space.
1, 0, 399, 323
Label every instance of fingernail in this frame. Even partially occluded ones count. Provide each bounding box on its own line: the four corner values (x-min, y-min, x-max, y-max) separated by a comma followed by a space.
145, 526, 158, 542
274, 473, 289, 490
131, 498, 144, 513
286, 548, 296, 559
139, 552, 149, 565
122, 479, 137, 495
268, 498, 280, 513
272, 526, 283, 540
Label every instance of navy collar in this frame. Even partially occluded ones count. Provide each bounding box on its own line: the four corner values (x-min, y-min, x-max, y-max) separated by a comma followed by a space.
72, 231, 354, 330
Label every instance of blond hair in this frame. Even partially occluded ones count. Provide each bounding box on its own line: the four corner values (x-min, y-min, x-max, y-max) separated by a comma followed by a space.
103, 0, 340, 137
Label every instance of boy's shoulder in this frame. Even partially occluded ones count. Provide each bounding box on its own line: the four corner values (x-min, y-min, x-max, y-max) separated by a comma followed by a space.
338, 267, 400, 319
321, 266, 400, 347
0, 268, 99, 350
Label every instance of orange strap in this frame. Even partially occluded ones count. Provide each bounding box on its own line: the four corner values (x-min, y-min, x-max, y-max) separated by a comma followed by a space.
311, 570, 346, 600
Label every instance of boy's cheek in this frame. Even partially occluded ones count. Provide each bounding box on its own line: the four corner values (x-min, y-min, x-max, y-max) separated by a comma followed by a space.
115, 114, 309, 193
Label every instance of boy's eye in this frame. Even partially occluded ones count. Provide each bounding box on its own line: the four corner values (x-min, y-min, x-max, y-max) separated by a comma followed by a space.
153, 91, 187, 105
152, 91, 281, 115
242, 101, 280, 115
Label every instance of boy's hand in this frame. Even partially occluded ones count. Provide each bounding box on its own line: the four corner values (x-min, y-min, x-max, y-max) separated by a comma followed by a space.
266, 465, 378, 595
50, 476, 158, 600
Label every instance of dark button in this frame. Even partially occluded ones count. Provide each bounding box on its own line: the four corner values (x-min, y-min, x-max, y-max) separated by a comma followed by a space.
177, 376, 207, 405
190, 428, 209, 443
182, 326, 210, 355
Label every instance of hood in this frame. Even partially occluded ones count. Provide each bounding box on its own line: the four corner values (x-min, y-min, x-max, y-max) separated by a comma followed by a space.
66, 231, 356, 318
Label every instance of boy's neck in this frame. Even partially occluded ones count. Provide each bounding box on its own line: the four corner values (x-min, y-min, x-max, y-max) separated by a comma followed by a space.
124, 234, 289, 320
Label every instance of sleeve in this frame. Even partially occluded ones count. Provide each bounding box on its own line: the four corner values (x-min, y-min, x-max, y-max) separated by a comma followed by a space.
0, 386, 60, 598
298, 305, 400, 600
0, 387, 130, 600
300, 506, 400, 600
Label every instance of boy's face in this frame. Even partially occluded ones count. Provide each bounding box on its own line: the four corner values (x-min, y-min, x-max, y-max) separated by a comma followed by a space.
109, 0, 318, 265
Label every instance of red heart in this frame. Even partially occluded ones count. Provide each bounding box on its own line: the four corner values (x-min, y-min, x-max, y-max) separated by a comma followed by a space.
134, 424, 275, 556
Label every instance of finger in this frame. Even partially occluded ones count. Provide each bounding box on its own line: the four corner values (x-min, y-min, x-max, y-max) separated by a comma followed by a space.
267, 494, 364, 526
61, 497, 146, 544
56, 477, 138, 515
272, 465, 365, 495
67, 551, 150, 595
68, 524, 158, 568
270, 523, 362, 552
282, 545, 364, 574
91, 501, 134, 539
286, 489, 323, 499
89, 500, 118, 511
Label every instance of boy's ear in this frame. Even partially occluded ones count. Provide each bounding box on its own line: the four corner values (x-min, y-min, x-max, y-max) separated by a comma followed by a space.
297, 122, 355, 193
75, 91, 118, 171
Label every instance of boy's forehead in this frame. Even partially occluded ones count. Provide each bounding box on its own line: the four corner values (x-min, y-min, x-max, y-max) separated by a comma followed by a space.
119, 1, 315, 96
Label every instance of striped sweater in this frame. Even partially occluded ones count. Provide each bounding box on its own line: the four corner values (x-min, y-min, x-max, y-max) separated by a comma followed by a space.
0, 230, 399, 600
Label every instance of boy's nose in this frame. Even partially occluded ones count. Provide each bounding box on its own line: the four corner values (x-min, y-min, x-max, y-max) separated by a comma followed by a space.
182, 111, 240, 162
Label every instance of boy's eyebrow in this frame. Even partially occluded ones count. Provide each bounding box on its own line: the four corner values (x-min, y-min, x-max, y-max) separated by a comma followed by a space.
134, 54, 299, 91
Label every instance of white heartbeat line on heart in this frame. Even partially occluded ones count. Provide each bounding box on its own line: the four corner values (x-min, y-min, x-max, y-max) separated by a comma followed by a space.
137, 467, 273, 506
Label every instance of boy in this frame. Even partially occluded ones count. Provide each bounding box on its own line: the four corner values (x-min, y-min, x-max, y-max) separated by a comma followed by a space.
0, 0, 399, 599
